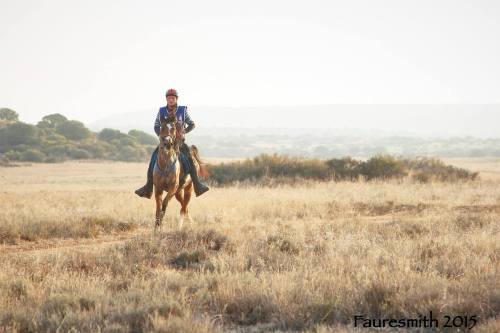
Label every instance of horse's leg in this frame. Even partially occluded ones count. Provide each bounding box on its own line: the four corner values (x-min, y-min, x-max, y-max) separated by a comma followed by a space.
154, 189, 163, 227
175, 190, 185, 220
175, 191, 184, 205
161, 189, 177, 227
183, 183, 193, 223
170, 187, 185, 229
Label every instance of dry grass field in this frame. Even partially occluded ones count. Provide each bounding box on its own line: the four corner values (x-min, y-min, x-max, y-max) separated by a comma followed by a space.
0, 159, 499, 332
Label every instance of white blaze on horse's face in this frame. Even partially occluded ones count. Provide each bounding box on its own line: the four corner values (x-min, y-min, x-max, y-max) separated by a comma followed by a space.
159, 123, 175, 149
161, 122, 174, 134
160, 135, 173, 149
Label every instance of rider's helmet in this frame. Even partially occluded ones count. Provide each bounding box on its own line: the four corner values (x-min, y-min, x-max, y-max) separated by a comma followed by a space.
166, 88, 178, 98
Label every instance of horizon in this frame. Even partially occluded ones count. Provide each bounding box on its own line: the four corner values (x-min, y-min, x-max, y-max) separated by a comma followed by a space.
4, 103, 500, 139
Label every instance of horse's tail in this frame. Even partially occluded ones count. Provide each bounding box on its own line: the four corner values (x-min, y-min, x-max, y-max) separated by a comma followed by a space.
191, 145, 209, 178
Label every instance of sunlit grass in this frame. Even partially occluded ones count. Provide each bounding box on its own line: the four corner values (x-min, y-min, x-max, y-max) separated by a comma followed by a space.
0, 161, 499, 332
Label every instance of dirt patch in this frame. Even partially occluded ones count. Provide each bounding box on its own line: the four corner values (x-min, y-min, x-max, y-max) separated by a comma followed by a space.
353, 201, 433, 216
0, 228, 148, 257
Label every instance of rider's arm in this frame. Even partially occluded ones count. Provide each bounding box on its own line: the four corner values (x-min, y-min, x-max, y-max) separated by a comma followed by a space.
154, 109, 161, 136
184, 107, 195, 133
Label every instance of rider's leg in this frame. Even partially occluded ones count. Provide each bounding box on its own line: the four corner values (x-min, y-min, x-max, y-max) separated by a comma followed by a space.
134, 145, 158, 199
180, 142, 209, 197
177, 153, 190, 189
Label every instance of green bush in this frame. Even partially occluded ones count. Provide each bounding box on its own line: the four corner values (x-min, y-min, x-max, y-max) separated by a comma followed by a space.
118, 137, 137, 147
37, 113, 67, 129
209, 154, 478, 185
69, 148, 92, 160
0, 122, 39, 146
19, 149, 46, 162
358, 155, 407, 180
118, 146, 144, 161
0, 108, 19, 121
98, 128, 127, 142
44, 132, 68, 144
56, 120, 91, 141
128, 130, 157, 145
43, 144, 72, 158
78, 143, 106, 159
209, 154, 333, 185
403, 157, 478, 182
4, 150, 21, 161
326, 157, 361, 180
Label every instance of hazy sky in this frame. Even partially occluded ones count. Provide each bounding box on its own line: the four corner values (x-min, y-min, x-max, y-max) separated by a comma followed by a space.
1, 0, 499, 125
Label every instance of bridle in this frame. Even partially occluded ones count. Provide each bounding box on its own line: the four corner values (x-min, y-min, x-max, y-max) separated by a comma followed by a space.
156, 120, 179, 176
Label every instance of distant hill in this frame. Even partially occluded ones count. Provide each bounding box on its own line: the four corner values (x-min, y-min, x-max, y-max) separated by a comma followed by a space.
89, 104, 500, 159
88, 104, 500, 138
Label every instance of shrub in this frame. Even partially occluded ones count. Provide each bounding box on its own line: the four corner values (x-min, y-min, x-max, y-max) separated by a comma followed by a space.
118, 136, 137, 147
358, 155, 407, 180
37, 113, 68, 129
69, 148, 92, 160
3, 150, 21, 161
326, 157, 362, 180
117, 146, 144, 161
44, 132, 68, 144
209, 154, 333, 185
208, 154, 477, 185
19, 149, 45, 162
56, 120, 91, 140
43, 144, 71, 158
0, 108, 19, 121
128, 129, 157, 145
403, 157, 478, 182
98, 128, 128, 142
78, 143, 106, 159
0, 122, 39, 146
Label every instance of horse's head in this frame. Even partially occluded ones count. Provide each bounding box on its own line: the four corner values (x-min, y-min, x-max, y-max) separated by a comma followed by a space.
159, 132, 174, 150
159, 117, 177, 151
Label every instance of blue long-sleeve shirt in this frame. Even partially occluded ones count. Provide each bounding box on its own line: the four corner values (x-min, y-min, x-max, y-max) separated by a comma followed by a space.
154, 105, 195, 136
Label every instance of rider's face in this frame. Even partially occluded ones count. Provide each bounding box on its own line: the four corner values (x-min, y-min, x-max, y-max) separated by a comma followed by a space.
166, 96, 177, 108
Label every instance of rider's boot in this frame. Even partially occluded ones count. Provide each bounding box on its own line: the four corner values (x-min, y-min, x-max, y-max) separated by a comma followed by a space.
182, 144, 209, 197
134, 146, 158, 199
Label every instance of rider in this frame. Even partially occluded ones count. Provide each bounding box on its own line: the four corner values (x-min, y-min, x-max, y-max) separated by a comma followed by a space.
134, 88, 209, 198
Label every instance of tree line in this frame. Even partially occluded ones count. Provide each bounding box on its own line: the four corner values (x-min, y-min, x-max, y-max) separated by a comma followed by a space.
0, 108, 157, 163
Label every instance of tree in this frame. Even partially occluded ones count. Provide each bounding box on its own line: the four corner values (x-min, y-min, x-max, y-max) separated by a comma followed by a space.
37, 113, 68, 128
56, 120, 91, 141
98, 128, 126, 142
20, 149, 46, 162
0, 108, 19, 121
128, 129, 157, 145
0, 122, 39, 146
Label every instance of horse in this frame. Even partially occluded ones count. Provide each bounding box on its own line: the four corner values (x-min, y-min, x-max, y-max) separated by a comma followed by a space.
153, 116, 205, 228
